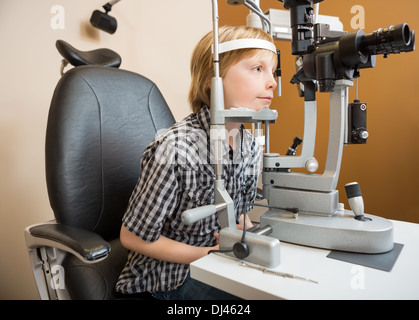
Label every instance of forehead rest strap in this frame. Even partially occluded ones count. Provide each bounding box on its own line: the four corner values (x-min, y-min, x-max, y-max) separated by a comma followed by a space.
213, 38, 276, 54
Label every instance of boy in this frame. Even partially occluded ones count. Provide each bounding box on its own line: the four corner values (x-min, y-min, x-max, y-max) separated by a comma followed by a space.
115, 25, 277, 299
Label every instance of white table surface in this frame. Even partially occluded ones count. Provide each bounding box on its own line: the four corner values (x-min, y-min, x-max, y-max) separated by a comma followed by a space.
190, 219, 419, 299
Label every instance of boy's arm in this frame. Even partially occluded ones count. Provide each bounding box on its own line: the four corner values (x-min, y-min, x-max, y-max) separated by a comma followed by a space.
120, 225, 218, 265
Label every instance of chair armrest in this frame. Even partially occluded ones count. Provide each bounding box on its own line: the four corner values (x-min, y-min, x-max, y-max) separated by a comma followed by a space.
25, 223, 111, 263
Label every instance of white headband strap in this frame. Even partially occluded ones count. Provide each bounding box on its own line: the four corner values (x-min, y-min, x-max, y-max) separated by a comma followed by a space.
214, 38, 277, 54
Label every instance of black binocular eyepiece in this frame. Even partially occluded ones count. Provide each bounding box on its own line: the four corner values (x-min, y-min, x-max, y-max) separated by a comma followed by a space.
362, 23, 415, 57
301, 23, 415, 92
281, 0, 415, 93
340, 23, 415, 68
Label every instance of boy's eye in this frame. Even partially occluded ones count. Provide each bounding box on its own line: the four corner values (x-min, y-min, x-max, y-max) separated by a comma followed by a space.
254, 65, 262, 72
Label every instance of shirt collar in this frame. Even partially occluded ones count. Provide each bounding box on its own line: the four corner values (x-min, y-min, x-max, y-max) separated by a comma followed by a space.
196, 105, 211, 136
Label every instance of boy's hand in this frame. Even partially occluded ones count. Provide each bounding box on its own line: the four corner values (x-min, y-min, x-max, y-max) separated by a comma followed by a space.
213, 231, 220, 244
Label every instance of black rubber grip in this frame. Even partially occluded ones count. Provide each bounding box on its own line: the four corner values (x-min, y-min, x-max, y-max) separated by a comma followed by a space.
345, 182, 362, 198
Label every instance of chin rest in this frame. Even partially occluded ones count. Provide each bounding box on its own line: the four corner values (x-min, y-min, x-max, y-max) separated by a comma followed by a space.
25, 64, 175, 299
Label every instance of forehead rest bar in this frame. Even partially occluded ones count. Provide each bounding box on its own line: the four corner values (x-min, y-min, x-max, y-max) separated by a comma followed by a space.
213, 38, 277, 54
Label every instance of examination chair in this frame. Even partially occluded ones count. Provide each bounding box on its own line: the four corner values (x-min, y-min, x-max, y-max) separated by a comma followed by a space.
24, 62, 175, 299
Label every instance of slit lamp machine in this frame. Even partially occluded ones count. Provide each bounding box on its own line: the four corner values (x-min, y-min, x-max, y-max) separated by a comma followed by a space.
182, 0, 415, 268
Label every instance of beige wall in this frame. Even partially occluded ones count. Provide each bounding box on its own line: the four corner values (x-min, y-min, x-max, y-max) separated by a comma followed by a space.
0, 0, 210, 300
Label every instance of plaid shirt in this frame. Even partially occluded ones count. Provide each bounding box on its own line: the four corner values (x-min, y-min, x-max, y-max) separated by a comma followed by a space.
115, 105, 261, 294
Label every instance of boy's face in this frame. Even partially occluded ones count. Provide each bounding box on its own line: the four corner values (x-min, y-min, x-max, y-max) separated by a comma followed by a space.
222, 50, 277, 111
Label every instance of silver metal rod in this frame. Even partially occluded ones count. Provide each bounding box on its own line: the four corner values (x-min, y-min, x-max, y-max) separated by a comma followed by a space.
108, 0, 121, 6
240, 261, 318, 284
244, 0, 273, 37
252, 225, 273, 236
212, 0, 220, 78
264, 121, 270, 153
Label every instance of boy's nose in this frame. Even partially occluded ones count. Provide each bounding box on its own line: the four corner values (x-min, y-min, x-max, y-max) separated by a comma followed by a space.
266, 74, 277, 90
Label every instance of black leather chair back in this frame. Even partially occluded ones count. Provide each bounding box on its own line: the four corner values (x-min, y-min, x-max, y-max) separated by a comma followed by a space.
45, 65, 175, 298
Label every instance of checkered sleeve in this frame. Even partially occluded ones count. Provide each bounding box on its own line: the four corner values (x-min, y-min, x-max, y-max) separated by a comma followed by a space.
122, 139, 180, 242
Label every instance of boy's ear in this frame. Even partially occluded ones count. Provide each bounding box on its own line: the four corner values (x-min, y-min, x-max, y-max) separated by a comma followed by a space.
205, 79, 212, 92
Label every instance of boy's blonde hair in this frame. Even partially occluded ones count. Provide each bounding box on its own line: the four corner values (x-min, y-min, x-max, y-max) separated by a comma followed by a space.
188, 26, 275, 114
